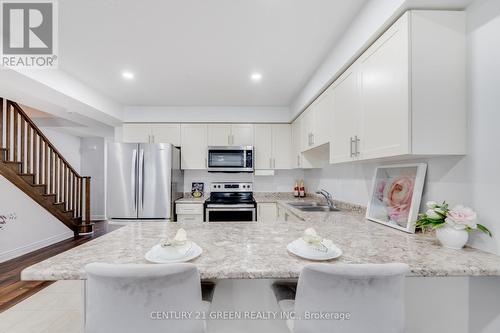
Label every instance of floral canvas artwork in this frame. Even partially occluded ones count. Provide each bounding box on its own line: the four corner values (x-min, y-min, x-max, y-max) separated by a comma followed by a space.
367, 164, 427, 233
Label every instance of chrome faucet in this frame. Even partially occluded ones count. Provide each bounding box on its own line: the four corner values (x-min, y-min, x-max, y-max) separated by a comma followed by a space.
316, 189, 335, 209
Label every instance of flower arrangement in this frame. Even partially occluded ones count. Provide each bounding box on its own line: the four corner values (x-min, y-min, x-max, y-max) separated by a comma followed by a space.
416, 201, 492, 236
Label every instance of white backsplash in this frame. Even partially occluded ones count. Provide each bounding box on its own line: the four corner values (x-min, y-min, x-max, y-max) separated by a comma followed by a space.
183, 169, 305, 193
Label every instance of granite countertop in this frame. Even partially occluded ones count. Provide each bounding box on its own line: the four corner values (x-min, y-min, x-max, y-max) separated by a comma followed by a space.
175, 196, 206, 204
22, 203, 500, 281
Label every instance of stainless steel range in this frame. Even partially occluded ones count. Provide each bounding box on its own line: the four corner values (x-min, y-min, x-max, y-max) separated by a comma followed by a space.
204, 182, 256, 222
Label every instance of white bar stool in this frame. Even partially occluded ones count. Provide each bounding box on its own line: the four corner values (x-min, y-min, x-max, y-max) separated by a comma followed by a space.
84, 263, 214, 333
272, 263, 409, 333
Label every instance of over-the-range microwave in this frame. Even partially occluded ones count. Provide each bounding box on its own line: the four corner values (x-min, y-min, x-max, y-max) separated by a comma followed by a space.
207, 146, 254, 173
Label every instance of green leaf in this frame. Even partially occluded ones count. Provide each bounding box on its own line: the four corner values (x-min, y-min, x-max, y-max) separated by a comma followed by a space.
477, 224, 492, 237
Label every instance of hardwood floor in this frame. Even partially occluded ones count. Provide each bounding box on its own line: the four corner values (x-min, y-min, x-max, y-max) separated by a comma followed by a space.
0, 221, 119, 313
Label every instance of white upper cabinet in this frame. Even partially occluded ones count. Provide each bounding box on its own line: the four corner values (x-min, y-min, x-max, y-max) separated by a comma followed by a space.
122, 124, 152, 143
254, 124, 273, 169
299, 88, 333, 152
180, 124, 208, 169
207, 124, 232, 146
231, 124, 254, 146
327, 10, 466, 164
207, 124, 254, 146
329, 63, 362, 164
358, 12, 410, 160
254, 124, 292, 170
312, 89, 334, 148
300, 108, 314, 151
272, 124, 292, 169
149, 124, 181, 146
291, 116, 313, 169
122, 123, 181, 145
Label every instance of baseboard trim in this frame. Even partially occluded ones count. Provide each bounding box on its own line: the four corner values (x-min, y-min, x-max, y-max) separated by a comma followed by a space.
91, 214, 106, 221
0, 231, 74, 263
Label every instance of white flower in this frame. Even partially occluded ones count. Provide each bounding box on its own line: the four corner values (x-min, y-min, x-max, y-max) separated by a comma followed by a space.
426, 201, 438, 209
445, 205, 478, 230
426, 209, 442, 220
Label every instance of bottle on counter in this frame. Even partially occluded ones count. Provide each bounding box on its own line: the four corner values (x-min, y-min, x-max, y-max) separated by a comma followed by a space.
294, 181, 299, 197
299, 180, 305, 197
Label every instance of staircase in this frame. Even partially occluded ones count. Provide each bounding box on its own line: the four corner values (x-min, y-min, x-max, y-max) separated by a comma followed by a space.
0, 98, 93, 235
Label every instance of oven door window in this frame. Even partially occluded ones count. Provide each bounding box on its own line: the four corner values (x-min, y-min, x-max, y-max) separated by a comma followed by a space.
208, 150, 244, 168
207, 209, 255, 222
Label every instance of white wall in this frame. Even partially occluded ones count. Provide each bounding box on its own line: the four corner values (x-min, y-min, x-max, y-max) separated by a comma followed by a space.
123, 106, 290, 123
183, 170, 304, 194
304, 0, 500, 255
0, 175, 73, 263
81, 137, 106, 220
42, 128, 82, 173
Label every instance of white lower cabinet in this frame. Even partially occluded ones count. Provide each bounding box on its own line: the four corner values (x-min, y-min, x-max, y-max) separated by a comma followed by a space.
257, 203, 277, 221
176, 203, 204, 222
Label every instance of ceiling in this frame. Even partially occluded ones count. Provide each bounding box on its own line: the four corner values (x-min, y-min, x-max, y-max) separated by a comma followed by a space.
59, 0, 368, 107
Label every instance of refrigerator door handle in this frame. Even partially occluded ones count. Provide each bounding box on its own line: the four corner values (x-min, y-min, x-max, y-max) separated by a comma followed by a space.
132, 149, 137, 212
138, 149, 145, 211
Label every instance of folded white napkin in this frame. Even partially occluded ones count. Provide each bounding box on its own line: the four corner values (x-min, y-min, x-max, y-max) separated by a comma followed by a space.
160, 228, 188, 248
301, 228, 335, 253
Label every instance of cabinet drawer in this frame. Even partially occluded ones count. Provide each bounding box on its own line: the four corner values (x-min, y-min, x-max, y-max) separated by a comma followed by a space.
177, 214, 204, 223
176, 203, 204, 215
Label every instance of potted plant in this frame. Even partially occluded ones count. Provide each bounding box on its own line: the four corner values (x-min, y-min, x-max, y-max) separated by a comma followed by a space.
416, 201, 492, 249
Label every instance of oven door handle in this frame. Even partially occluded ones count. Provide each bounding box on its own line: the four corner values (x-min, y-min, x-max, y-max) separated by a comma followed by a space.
206, 208, 256, 211
206, 204, 255, 209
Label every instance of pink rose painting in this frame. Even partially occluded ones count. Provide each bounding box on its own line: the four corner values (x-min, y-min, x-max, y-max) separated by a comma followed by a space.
383, 176, 414, 225
368, 164, 426, 232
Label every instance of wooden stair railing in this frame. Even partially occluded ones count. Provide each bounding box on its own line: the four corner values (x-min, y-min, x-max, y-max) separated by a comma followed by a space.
0, 98, 92, 235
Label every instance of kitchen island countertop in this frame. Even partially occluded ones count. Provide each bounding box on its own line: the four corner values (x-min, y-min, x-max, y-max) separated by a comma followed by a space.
22, 201, 500, 281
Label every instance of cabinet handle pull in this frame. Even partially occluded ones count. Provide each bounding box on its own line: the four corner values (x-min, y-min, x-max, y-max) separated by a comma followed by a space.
269, 158, 272, 169
311, 134, 314, 145
355, 135, 360, 156
350, 137, 355, 158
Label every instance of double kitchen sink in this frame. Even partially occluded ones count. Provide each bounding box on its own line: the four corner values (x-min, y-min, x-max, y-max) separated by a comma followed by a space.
287, 201, 340, 212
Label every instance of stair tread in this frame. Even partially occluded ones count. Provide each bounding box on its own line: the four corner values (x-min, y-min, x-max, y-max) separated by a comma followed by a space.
42, 193, 56, 196
18, 173, 35, 176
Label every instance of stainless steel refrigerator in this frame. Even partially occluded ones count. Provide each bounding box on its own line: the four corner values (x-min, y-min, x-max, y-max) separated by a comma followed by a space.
107, 143, 183, 220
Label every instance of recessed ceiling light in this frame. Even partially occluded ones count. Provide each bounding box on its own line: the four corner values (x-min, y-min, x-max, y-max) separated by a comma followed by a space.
122, 71, 135, 80
251, 72, 262, 82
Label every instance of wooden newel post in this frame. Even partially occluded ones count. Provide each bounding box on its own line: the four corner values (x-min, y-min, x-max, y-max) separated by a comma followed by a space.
85, 176, 91, 225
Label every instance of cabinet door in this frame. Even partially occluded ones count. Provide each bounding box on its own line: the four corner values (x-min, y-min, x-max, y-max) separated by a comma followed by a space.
272, 124, 292, 169
254, 124, 273, 169
231, 124, 254, 146
180, 124, 208, 169
150, 124, 181, 146
359, 13, 410, 160
291, 118, 312, 169
122, 124, 151, 143
330, 64, 361, 163
313, 89, 334, 147
301, 108, 314, 151
207, 124, 231, 146
257, 203, 277, 221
